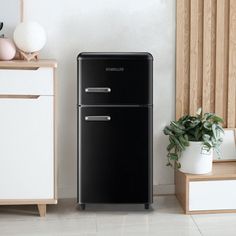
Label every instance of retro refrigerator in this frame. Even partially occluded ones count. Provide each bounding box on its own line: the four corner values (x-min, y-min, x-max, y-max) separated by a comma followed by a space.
77, 53, 153, 210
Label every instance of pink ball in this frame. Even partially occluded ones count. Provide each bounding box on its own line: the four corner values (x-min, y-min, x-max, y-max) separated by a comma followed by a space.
0, 38, 16, 61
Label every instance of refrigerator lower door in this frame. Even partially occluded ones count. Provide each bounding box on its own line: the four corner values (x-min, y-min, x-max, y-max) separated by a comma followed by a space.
78, 106, 153, 204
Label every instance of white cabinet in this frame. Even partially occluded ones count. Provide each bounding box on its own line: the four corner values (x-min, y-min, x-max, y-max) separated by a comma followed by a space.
0, 60, 57, 216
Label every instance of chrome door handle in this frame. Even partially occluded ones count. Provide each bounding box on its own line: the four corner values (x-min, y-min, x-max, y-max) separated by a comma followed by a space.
85, 87, 111, 93
85, 116, 111, 121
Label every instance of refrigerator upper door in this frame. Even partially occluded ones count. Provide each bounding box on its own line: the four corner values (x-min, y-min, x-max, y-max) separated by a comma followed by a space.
78, 106, 153, 204
78, 53, 153, 105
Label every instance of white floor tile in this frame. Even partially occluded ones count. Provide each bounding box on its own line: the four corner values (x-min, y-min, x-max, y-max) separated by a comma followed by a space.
192, 213, 236, 236
200, 228, 236, 236
0, 218, 97, 235
3, 196, 236, 235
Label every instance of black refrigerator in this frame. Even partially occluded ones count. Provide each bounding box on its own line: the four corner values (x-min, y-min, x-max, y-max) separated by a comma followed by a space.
77, 52, 153, 210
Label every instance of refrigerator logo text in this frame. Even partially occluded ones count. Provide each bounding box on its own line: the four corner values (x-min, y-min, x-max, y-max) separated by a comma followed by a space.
105, 67, 124, 72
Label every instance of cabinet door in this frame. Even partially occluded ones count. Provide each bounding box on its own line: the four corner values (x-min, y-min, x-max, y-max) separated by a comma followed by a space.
0, 96, 54, 199
78, 106, 153, 204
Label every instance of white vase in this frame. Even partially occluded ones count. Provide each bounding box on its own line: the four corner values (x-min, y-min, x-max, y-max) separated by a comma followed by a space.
179, 141, 213, 174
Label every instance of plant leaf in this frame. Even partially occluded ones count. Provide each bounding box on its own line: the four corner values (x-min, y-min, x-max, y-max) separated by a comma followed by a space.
168, 153, 178, 161
167, 142, 175, 152
212, 123, 217, 139
163, 127, 172, 135
196, 108, 202, 116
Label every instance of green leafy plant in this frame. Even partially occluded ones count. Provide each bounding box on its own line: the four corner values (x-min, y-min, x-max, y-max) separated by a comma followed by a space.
163, 108, 224, 168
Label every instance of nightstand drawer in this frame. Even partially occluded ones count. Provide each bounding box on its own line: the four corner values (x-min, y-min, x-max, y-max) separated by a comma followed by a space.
0, 68, 53, 95
189, 180, 236, 211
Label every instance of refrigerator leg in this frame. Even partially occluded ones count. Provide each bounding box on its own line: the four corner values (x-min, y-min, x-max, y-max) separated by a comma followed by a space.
144, 203, 149, 210
79, 204, 86, 210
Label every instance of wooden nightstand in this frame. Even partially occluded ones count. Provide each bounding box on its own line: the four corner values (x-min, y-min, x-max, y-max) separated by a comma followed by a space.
176, 162, 236, 214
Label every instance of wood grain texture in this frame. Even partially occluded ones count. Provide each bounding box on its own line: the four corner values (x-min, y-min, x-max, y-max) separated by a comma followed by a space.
54, 67, 58, 200
37, 204, 46, 217
176, 0, 235, 129
215, 0, 229, 127
176, 0, 236, 214
176, 0, 190, 119
20, 0, 24, 22
202, 0, 216, 113
0, 95, 40, 99
186, 162, 236, 180
175, 170, 188, 213
189, 0, 203, 115
0, 60, 57, 69
228, 0, 236, 128
0, 199, 57, 205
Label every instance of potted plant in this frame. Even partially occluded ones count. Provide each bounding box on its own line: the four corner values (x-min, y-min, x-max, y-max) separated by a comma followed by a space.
163, 108, 224, 174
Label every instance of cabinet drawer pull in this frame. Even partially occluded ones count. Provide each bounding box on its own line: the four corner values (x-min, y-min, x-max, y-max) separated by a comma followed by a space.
0, 95, 40, 99
85, 87, 111, 93
85, 116, 111, 121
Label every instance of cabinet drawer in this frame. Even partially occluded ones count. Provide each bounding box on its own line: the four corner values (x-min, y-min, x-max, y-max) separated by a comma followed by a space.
0, 68, 53, 95
189, 180, 236, 211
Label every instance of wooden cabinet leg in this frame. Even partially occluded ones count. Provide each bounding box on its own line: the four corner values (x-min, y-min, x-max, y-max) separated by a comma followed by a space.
37, 204, 46, 217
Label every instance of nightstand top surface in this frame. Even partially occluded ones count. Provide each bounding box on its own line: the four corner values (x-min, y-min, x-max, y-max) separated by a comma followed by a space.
182, 162, 236, 180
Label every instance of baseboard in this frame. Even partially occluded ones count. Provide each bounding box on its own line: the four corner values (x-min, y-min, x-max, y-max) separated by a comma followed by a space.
153, 184, 175, 196
58, 184, 175, 199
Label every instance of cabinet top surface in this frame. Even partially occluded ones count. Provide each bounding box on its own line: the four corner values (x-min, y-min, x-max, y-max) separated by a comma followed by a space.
182, 162, 236, 180
0, 60, 57, 68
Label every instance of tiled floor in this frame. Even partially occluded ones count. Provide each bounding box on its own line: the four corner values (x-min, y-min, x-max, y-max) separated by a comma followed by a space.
0, 196, 236, 235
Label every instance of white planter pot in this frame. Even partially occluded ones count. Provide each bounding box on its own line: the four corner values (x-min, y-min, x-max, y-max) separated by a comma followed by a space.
179, 141, 213, 174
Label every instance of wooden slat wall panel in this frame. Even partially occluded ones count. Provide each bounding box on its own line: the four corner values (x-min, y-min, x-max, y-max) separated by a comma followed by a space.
176, 0, 190, 119
228, 0, 236, 128
215, 0, 229, 126
176, 0, 235, 128
202, 0, 216, 113
189, 0, 203, 115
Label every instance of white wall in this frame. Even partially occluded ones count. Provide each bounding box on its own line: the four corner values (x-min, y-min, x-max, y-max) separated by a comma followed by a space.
0, 0, 20, 38
24, 0, 176, 198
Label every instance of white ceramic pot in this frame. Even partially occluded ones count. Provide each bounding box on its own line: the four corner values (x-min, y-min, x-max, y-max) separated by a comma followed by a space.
179, 141, 213, 174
